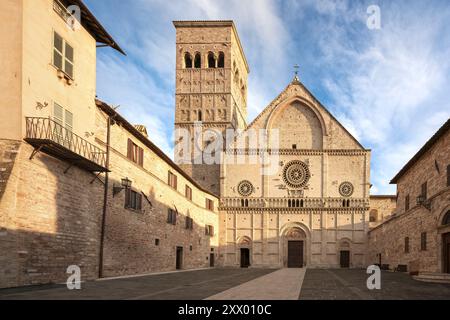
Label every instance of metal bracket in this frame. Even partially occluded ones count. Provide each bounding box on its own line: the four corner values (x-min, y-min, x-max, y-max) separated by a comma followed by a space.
29, 145, 44, 160
63, 164, 73, 174
90, 172, 105, 185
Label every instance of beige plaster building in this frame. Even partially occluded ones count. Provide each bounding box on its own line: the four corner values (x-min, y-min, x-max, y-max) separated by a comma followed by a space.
368, 119, 450, 274
0, 0, 218, 289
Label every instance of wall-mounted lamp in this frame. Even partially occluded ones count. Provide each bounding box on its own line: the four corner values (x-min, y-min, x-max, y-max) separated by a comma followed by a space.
416, 195, 431, 211
113, 177, 132, 197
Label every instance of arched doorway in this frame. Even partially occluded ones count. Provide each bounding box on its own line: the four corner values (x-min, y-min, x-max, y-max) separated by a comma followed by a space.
237, 236, 252, 268
338, 239, 352, 268
442, 211, 450, 273
280, 223, 309, 268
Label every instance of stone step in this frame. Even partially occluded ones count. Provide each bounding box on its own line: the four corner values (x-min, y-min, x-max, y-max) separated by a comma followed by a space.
413, 272, 450, 284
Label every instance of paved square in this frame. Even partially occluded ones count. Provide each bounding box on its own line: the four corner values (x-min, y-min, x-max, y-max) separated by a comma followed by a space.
1, 268, 450, 300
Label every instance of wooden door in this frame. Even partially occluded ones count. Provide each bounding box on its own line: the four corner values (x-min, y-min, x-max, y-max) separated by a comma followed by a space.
210, 253, 215, 267
240, 248, 250, 268
444, 233, 450, 273
288, 241, 303, 268
176, 247, 183, 270
340, 250, 350, 268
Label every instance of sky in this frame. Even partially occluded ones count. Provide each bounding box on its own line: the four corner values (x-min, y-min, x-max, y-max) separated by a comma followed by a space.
84, 0, 450, 195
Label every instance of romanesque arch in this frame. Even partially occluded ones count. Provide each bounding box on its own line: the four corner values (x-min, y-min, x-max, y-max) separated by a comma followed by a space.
266, 97, 327, 149
280, 222, 310, 268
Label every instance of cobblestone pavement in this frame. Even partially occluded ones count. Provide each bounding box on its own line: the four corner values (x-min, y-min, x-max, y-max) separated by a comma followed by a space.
299, 269, 450, 300
0, 268, 277, 300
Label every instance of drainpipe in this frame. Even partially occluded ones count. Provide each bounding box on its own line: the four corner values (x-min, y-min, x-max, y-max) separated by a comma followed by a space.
98, 115, 111, 278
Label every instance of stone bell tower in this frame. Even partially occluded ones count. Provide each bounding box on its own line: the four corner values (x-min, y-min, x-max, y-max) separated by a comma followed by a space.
173, 21, 249, 196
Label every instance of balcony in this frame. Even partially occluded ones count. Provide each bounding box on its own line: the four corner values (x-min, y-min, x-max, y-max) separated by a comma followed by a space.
24, 117, 108, 172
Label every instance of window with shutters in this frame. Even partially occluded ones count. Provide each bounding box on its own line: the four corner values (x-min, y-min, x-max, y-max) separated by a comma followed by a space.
205, 225, 214, 236
53, 103, 73, 146
53, 31, 74, 79
125, 189, 142, 211
206, 198, 214, 211
185, 216, 194, 230
127, 138, 144, 166
168, 172, 177, 189
421, 181, 428, 199
185, 185, 192, 201
167, 208, 177, 225
421, 232, 427, 251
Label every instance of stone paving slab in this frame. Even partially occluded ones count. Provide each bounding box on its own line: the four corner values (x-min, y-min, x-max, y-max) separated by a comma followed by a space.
0, 268, 277, 300
206, 268, 305, 300
300, 269, 450, 300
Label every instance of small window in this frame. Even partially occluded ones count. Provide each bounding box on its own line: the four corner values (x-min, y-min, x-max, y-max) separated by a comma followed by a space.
185, 216, 194, 230
404, 237, 410, 253
206, 198, 214, 211
369, 209, 378, 222
185, 185, 192, 200
421, 181, 428, 199
127, 139, 144, 166
405, 194, 410, 211
167, 208, 177, 225
53, 32, 74, 78
241, 199, 249, 208
155, 239, 160, 246
198, 110, 202, 122
218, 52, 225, 68
292, 144, 297, 150
205, 225, 214, 236
207, 52, 216, 68
184, 53, 192, 68
194, 53, 201, 68
190, 245, 193, 251
168, 172, 177, 189
421, 232, 427, 251
447, 165, 450, 187
125, 189, 142, 211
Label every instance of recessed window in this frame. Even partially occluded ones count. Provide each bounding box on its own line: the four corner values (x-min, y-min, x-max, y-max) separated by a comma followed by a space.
184, 53, 192, 68
168, 172, 177, 189
292, 144, 297, 150
190, 245, 193, 251
207, 52, 216, 68
205, 225, 214, 236
167, 208, 177, 225
405, 194, 410, 211
218, 52, 225, 68
53, 32, 74, 78
127, 139, 144, 166
194, 53, 201, 68
185, 216, 193, 230
155, 239, 160, 246
206, 198, 214, 211
421, 232, 427, 251
125, 189, 142, 211
404, 237, 410, 253
421, 181, 428, 199
185, 185, 192, 200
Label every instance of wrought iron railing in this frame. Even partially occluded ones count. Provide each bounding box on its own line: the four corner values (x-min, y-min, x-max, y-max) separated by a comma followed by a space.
25, 117, 107, 169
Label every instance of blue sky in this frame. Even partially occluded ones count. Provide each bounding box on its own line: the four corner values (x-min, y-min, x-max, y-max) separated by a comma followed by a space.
85, 0, 450, 195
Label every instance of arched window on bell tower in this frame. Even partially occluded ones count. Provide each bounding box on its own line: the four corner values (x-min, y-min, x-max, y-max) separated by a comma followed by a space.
218, 52, 225, 68
194, 53, 201, 68
198, 110, 202, 121
184, 53, 192, 68
208, 52, 216, 68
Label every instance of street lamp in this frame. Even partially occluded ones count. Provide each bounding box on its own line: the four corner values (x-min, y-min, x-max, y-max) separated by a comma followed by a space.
416, 194, 431, 211
113, 177, 132, 197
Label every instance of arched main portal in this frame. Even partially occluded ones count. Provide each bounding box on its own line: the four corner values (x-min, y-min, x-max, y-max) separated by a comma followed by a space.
280, 222, 309, 268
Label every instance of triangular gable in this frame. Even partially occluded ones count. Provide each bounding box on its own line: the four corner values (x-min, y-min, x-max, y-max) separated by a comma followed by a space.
245, 77, 366, 150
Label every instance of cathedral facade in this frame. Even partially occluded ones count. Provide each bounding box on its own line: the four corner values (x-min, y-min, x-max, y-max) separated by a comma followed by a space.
174, 21, 371, 269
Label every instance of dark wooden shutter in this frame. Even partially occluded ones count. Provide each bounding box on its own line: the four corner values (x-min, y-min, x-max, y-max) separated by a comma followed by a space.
405, 195, 410, 211
139, 147, 144, 166
136, 193, 142, 210
125, 188, 130, 208
421, 181, 428, 199
127, 139, 132, 160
